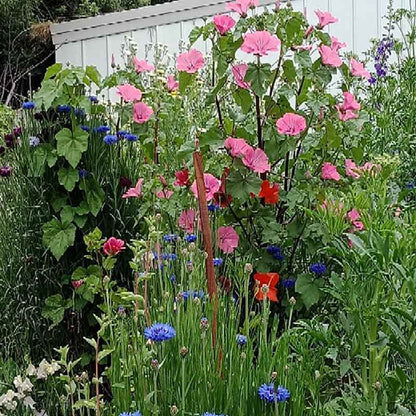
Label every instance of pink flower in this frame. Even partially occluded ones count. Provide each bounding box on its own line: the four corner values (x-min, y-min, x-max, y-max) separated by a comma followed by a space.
321, 162, 341, 181
276, 113, 307, 136
218, 226, 239, 254
213, 14, 236, 35
156, 189, 174, 199
166, 75, 179, 92
133, 57, 155, 73
292, 44, 314, 51
122, 178, 144, 198
178, 209, 196, 233
133, 102, 154, 124
345, 159, 361, 178
353, 221, 364, 231
72, 280, 84, 290
177, 49, 204, 74
350, 58, 371, 79
190, 173, 221, 201
348, 208, 361, 222
116, 83, 142, 102
103, 237, 125, 256
242, 147, 270, 173
232, 64, 250, 89
224, 137, 251, 158
361, 162, 381, 175
315, 10, 338, 28
305, 25, 314, 37
319, 45, 342, 67
336, 92, 360, 121
174, 169, 190, 187
241, 31, 281, 56
331, 36, 347, 51
226, 0, 258, 17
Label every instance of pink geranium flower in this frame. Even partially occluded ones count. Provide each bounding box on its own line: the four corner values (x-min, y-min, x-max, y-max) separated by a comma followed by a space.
190, 173, 221, 201
345, 159, 361, 178
133, 57, 155, 73
178, 209, 196, 233
103, 237, 125, 256
350, 58, 371, 79
319, 45, 342, 67
133, 102, 154, 124
122, 178, 144, 198
213, 14, 236, 35
218, 226, 239, 254
232, 64, 250, 89
177, 49, 204, 74
174, 169, 190, 187
315, 10, 338, 28
336, 92, 360, 121
321, 162, 341, 181
116, 83, 142, 102
156, 189, 174, 199
226, 0, 258, 17
242, 147, 270, 173
224, 137, 251, 158
276, 113, 307, 136
167, 75, 179, 92
331, 36, 347, 51
241, 31, 281, 56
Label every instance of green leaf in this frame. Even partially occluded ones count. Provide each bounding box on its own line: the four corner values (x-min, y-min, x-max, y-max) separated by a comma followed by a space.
44, 63, 63, 80
43, 218, 76, 259
233, 88, 253, 114
295, 274, 323, 309
189, 26, 203, 45
60, 206, 75, 225
199, 126, 224, 148
179, 71, 194, 95
227, 170, 261, 202
85, 65, 101, 85
282, 60, 297, 84
42, 294, 70, 327
323, 121, 341, 148
56, 127, 89, 168
52, 196, 68, 212
98, 349, 114, 362
340, 359, 351, 377
31, 146, 48, 176
295, 50, 312, 70
79, 177, 105, 217
246, 63, 272, 97
58, 167, 79, 191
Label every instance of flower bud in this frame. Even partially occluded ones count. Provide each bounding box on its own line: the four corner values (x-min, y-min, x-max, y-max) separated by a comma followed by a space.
200, 317, 209, 331
315, 370, 320, 379
374, 381, 381, 391
170, 405, 179, 415
261, 284, 269, 294
271, 371, 278, 380
240, 351, 246, 359
103, 275, 110, 284
180, 346, 189, 358
151, 359, 159, 370
244, 263, 253, 273
289, 297, 296, 305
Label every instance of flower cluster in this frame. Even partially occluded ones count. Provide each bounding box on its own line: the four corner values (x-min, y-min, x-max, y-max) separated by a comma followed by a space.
267, 245, 284, 262
258, 383, 290, 403
371, 37, 394, 82
309, 263, 327, 275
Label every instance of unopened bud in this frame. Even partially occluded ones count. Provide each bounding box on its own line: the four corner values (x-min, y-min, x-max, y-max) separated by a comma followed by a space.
103, 275, 110, 284
180, 346, 189, 358
155, 213, 162, 221
244, 263, 253, 273
315, 370, 320, 379
271, 371, 278, 380
163, 291, 170, 300
374, 381, 381, 391
200, 317, 209, 331
170, 405, 179, 415
240, 351, 246, 359
193, 297, 201, 306
151, 359, 159, 370
289, 297, 296, 305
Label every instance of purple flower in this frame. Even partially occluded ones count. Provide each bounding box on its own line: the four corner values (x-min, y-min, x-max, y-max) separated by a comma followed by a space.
29, 136, 40, 147
95, 125, 111, 134
144, 323, 176, 342
267, 245, 285, 261
22, 101, 35, 110
103, 135, 118, 145
281, 278, 296, 289
89, 95, 98, 103
0, 166, 12, 177
80, 125, 90, 132
125, 133, 138, 142
57, 104, 71, 113
78, 169, 88, 179
0, 146, 5, 155
185, 234, 197, 243
213, 257, 223, 267
164, 234, 178, 243
258, 383, 290, 403
309, 262, 327, 275
208, 203, 220, 212
236, 334, 247, 346
13, 127, 22, 137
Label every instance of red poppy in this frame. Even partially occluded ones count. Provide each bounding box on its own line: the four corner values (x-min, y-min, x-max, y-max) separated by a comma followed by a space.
253, 272, 280, 302
259, 180, 280, 205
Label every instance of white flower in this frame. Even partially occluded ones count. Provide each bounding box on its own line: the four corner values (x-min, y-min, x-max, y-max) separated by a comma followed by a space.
27, 364, 36, 376
23, 395, 36, 409
14, 375, 33, 394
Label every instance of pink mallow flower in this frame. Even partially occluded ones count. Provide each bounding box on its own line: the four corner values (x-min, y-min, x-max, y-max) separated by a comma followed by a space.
213, 14, 236, 35
241, 31, 281, 56
224, 137, 251, 158
319, 45, 342, 67
122, 178, 144, 199
103, 237, 125, 256
167, 75, 179, 92
336, 91, 360, 121
350, 58, 371, 79
179, 209, 196, 233
331, 36, 347, 51
321, 162, 341, 181
190, 173, 221, 201
133, 57, 155, 73
242, 147, 270, 173
116, 83, 142, 102
218, 226, 239, 254
156, 189, 174, 199
348, 208, 361, 222
226, 0, 258, 17
315, 10, 338, 28
232, 64, 250, 89
133, 102, 154, 124
345, 159, 361, 179
177, 49, 204, 74
276, 113, 307, 136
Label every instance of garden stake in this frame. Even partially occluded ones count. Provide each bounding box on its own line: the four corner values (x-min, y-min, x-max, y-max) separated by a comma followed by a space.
193, 151, 218, 348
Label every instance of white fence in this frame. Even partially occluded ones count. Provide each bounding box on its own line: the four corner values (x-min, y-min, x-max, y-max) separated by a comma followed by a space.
51, 0, 413, 79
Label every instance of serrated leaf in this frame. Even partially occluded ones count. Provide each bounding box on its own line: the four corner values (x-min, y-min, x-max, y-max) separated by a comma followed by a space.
295, 274, 322, 309
246, 63, 272, 97
227, 170, 261, 202
60, 206, 75, 225
56, 127, 89, 168
58, 166, 79, 191
79, 177, 105, 216
43, 218, 76, 259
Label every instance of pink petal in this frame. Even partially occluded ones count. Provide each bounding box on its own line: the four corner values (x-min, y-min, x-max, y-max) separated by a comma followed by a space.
218, 226, 239, 254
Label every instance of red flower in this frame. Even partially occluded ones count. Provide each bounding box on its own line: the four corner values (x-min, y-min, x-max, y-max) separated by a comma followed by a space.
254, 273, 280, 302
174, 169, 190, 187
213, 167, 233, 207
258, 180, 280, 205
103, 237, 125, 256
72, 280, 84, 290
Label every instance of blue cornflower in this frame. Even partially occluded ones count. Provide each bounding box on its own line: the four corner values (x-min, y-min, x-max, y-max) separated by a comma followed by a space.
22, 101, 35, 110
117, 130, 128, 137
181, 290, 204, 301
89, 95, 98, 103
80, 125, 90, 132
258, 383, 276, 403
164, 234, 178, 243
186, 234, 197, 243
57, 104, 71, 113
309, 262, 327, 275
170, 275, 176, 284
276, 386, 290, 402
29, 136, 40, 147
125, 133, 138, 142
406, 181, 414, 190
103, 135, 118, 145
74, 108, 86, 118
213, 257, 223, 267
202, 413, 226, 416
78, 169, 88, 179
119, 412, 142, 416
208, 203, 220, 212
267, 245, 285, 262
144, 323, 176, 342
95, 125, 111, 134
168, 253, 177, 261
236, 334, 247, 346
281, 278, 296, 289
368, 76, 377, 85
